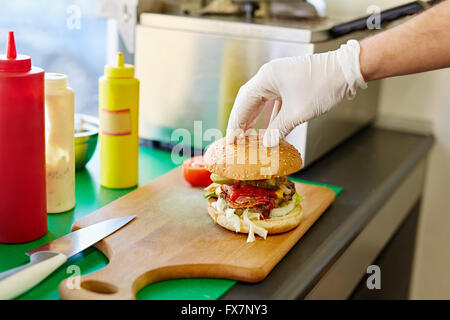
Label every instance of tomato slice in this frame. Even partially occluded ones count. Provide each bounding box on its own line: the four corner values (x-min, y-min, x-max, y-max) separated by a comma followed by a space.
182, 155, 213, 187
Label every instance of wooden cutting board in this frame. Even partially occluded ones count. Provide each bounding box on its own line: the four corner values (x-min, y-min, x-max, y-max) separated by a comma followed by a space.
58, 167, 335, 300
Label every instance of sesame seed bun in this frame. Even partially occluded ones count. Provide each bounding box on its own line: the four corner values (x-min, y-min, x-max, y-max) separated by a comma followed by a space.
207, 200, 303, 235
204, 135, 302, 181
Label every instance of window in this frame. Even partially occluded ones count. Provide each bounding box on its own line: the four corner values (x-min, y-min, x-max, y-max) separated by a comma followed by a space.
0, 0, 108, 116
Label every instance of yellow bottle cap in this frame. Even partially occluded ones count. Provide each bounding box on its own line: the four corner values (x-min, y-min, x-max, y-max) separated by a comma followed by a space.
104, 53, 134, 78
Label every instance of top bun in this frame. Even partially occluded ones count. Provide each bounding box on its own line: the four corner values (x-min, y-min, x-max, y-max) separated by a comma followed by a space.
204, 135, 302, 180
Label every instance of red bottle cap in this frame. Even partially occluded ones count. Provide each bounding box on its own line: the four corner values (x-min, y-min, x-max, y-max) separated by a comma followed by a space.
0, 31, 32, 72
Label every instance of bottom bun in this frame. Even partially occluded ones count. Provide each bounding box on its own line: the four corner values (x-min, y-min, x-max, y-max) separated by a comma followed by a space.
207, 202, 303, 235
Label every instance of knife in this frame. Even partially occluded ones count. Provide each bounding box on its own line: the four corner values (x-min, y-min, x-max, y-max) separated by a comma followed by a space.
0, 215, 136, 300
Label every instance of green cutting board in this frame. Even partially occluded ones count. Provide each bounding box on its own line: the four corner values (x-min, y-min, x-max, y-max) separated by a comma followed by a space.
0, 147, 341, 300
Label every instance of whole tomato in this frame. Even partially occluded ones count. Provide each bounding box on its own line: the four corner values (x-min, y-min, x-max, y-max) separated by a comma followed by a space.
182, 155, 213, 187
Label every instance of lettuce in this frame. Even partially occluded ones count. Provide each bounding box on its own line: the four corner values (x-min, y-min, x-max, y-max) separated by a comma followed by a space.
294, 192, 303, 206
204, 192, 217, 199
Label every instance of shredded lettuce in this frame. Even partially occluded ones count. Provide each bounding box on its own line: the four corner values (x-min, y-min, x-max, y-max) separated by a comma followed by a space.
204, 183, 219, 192
243, 209, 267, 242
211, 199, 268, 242
212, 199, 240, 232
225, 208, 240, 232
209, 192, 303, 243
212, 198, 226, 212
294, 192, 303, 205
204, 192, 216, 199
204, 183, 220, 199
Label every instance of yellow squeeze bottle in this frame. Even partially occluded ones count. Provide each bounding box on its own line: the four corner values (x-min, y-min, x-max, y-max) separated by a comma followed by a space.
99, 53, 139, 189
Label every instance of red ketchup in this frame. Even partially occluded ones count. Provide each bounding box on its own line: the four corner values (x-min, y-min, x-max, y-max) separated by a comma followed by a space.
0, 31, 47, 243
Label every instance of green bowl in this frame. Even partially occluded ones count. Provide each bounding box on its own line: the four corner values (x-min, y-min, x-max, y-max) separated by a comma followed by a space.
75, 114, 99, 171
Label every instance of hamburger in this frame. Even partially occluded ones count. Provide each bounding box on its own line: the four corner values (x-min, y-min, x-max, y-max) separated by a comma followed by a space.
203, 135, 303, 242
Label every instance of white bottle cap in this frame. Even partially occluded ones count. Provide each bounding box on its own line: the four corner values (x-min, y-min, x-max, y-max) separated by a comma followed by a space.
45, 73, 68, 89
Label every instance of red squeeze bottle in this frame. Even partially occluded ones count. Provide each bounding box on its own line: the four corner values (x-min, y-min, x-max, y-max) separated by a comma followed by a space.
0, 31, 47, 243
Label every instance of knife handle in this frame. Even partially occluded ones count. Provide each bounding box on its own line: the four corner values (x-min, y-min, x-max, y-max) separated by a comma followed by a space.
0, 251, 67, 300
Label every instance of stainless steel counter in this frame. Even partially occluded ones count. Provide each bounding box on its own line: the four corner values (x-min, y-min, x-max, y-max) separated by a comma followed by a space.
221, 126, 434, 299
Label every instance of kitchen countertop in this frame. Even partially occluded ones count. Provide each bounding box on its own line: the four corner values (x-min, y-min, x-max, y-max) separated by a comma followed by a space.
222, 126, 433, 299
0, 126, 433, 300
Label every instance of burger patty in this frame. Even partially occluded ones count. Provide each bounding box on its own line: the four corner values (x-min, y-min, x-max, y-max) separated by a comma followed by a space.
220, 177, 296, 217
281, 178, 296, 202
250, 203, 273, 217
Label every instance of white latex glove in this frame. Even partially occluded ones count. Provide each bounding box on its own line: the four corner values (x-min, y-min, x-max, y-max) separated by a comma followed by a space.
226, 40, 367, 147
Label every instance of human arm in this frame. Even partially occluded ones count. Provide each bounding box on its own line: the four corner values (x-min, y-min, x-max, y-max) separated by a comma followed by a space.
226, 0, 450, 147
360, 0, 450, 81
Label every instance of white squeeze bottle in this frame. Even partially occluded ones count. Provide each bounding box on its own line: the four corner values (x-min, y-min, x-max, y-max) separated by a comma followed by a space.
45, 73, 75, 213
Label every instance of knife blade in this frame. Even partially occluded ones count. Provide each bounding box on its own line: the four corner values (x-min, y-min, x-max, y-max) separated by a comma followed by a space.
0, 215, 136, 300
27, 215, 136, 257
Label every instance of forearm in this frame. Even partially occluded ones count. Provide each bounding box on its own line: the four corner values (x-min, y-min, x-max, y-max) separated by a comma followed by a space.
360, 0, 450, 82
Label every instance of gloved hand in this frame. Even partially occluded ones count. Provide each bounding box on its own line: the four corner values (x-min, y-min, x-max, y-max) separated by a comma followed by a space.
226, 40, 367, 147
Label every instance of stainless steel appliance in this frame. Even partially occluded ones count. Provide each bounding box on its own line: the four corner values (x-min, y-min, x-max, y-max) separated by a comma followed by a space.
134, 1, 426, 167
